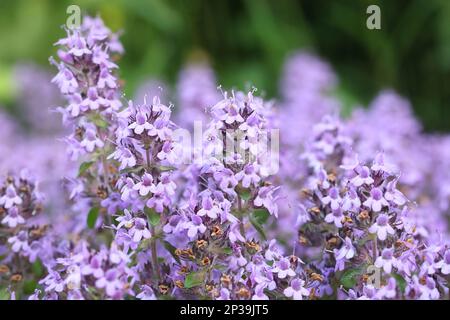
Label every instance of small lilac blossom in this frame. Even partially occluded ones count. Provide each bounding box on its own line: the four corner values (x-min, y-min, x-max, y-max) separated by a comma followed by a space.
342, 188, 361, 212
197, 196, 220, 219
321, 187, 342, 210
1, 207, 25, 228
253, 186, 279, 217
8, 231, 30, 253
95, 268, 123, 298
325, 208, 344, 228
80, 127, 104, 153
108, 146, 137, 170
272, 257, 296, 279
235, 163, 260, 188
374, 248, 396, 273
185, 215, 207, 240
436, 251, 450, 275
350, 166, 374, 187
334, 237, 356, 261
129, 217, 151, 243
0, 185, 23, 209
133, 173, 155, 197
283, 278, 309, 300
369, 214, 395, 241
364, 187, 388, 212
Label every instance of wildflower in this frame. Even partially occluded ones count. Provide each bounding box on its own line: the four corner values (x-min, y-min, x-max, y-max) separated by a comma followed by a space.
0, 185, 23, 209
364, 187, 388, 212
1, 207, 25, 228
325, 208, 344, 228
272, 258, 296, 279
185, 215, 207, 240
129, 218, 151, 243
133, 173, 155, 197
283, 278, 309, 300
369, 214, 395, 241
374, 248, 396, 273
321, 187, 342, 210
235, 163, 260, 188
350, 166, 374, 187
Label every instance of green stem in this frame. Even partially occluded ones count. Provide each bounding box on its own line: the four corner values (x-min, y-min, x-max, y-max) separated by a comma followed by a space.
145, 146, 161, 282
237, 194, 245, 235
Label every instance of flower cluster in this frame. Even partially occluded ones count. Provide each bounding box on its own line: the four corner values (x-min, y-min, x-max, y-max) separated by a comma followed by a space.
0, 171, 61, 299
1, 16, 450, 300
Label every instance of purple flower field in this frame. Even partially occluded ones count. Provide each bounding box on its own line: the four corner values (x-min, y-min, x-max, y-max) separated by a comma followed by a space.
1, 16, 450, 301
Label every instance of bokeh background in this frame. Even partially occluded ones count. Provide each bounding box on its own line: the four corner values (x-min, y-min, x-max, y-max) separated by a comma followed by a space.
0, 0, 449, 131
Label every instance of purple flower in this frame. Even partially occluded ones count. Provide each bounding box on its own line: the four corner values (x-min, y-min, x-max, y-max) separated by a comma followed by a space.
375, 248, 396, 273
129, 217, 151, 243
325, 208, 344, 228
213, 168, 238, 191
342, 188, 361, 211
80, 127, 104, 153
95, 268, 123, 298
81, 255, 105, 278
235, 163, 260, 188
283, 278, 309, 300
51, 64, 78, 94
101, 192, 125, 215
197, 196, 220, 219
364, 187, 388, 212
272, 258, 296, 279
384, 179, 406, 206
254, 186, 279, 217
350, 166, 374, 187
128, 111, 153, 135
228, 222, 246, 243
97, 68, 117, 89
321, 187, 342, 210
334, 237, 356, 261
108, 146, 137, 170
436, 251, 450, 275
8, 231, 29, 253
136, 285, 156, 300
217, 288, 231, 300
369, 214, 395, 241
146, 190, 170, 213
185, 215, 206, 240
0, 185, 23, 209
1, 207, 25, 228
133, 173, 155, 197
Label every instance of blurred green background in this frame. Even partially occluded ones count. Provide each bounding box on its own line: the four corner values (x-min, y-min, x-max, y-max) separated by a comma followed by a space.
0, 0, 449, 131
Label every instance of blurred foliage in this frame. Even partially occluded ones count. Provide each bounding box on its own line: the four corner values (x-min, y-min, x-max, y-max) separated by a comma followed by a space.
0, 0, 448, 131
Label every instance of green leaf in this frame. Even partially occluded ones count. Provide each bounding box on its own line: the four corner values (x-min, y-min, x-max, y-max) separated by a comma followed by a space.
184, 271, 205, 289
249, 214, 267, 240
145, 207, 160, 226
91, 115, 109, 128
158, 165, 175, 172
0, 287, 10, 300
239, 189, 251, 201
162, 240, 180, 264
253, 208, 270, 225
32, 259, 44, 277
78, 161, 94, 177
23, 280, 38, 295
222, 247, 232, 255
340, 267, 364, 289
119, 165, 144, 175
392, 273, 407, 293
87, 207, 100, 229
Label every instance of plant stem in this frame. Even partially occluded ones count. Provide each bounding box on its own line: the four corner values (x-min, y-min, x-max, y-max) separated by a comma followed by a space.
237, 194, 245, 235
145, 146, 161, 282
